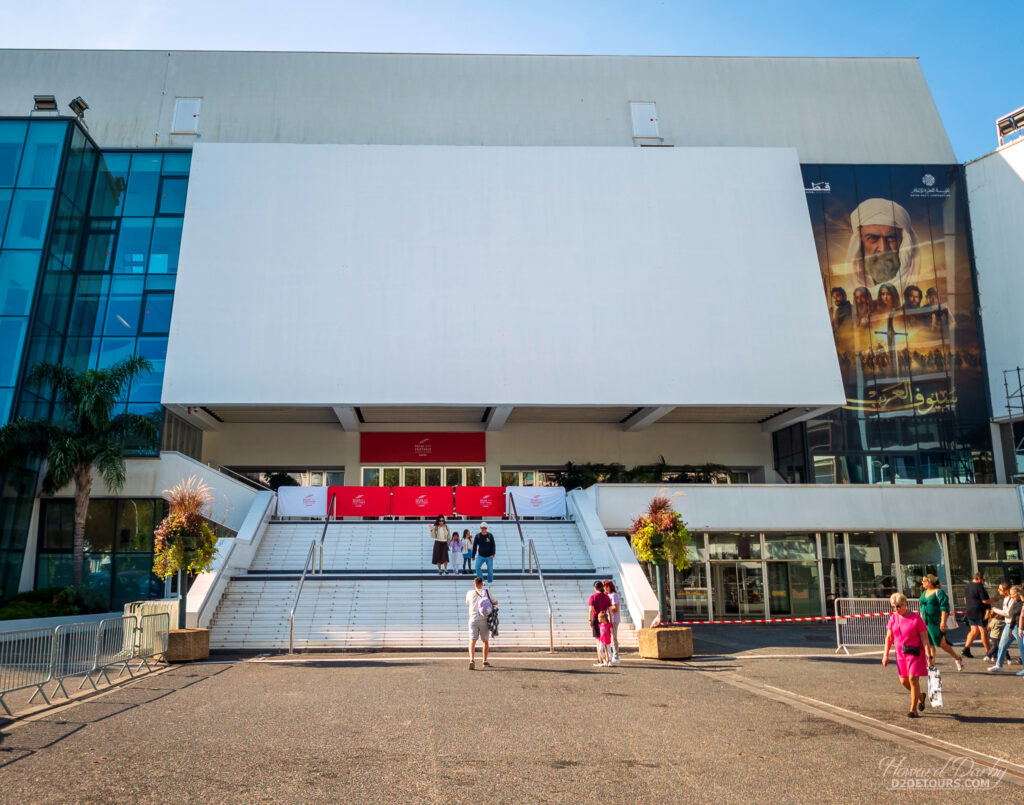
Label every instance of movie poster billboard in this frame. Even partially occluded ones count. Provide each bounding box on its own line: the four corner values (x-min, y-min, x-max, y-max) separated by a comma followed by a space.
801, 165, 990, 481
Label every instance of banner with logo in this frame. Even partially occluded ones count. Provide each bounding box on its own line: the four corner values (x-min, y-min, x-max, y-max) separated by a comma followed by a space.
455, 487, 506, 518
506, 486, 566, 518
360, 432, 486, 463
328, 486, 391, 518
801, 164, 990, 482
277, 486, 328, 517
390, 486, 454, 517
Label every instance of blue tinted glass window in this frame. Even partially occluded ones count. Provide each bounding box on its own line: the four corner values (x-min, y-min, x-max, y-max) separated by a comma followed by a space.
149, 218, 182, 273
0, 121, 28, 187
145, 274, 175, 291
122, 154, 162, 216
158, 177, 188, 214
97, 337, 135, 369
130, 338, 167, 402
0, 188, 11, 237
141, 292, 172, 334
66, 275, 109, 337
91, 153, 130, 216
50, 195, 81, 268
18, 121, 67, 188
113, 218, 152, 274
103, 276, 143, 336
161, 153, 191, 176
0, 386, 13, 422
0, 250, 42, 315
63, 336, 100, 372
2, 189, 53, 249
81, 220, 117, 272
0, 318, 28, 384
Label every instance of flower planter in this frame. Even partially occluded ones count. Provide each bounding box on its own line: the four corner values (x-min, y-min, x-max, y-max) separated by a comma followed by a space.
638, 626, 693, 660
166, 628, 210, 662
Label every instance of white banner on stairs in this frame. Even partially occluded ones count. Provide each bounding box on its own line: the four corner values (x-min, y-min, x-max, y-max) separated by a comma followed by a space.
506, 486, 566, 518
277, 486, 328, 517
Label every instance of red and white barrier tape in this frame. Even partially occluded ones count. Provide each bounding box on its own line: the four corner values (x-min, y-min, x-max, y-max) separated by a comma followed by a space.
659, 610, 966, 626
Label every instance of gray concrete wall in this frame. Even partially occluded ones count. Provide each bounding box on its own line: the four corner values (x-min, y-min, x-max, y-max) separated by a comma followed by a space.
0, 50, 954, 163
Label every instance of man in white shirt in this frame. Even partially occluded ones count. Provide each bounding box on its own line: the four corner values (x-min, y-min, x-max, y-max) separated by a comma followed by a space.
466, 576, 497, 670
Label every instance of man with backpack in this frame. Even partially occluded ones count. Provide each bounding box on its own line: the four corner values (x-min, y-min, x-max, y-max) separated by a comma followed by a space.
466, 576, 498, 670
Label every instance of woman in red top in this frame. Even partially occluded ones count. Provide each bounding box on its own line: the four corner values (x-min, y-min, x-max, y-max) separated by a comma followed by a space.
882, 592, 930, 718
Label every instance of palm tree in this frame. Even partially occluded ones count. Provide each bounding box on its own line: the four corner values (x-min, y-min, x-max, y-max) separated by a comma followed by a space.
0, 357, 157, 585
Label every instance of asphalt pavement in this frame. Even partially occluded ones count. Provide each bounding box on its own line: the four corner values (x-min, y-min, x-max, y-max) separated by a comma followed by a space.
0, 625, 1020, 803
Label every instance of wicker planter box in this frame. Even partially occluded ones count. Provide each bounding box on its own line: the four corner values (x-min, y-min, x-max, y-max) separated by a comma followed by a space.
637, 626, 693, 660
166, 628, 210, 662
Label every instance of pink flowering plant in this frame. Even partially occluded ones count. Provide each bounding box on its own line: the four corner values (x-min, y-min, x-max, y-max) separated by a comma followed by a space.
628, 495, 692, 571
153, 476, 218, 579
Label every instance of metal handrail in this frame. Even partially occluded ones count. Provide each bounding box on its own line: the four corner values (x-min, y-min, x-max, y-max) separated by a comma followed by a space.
289, 540, 318, 654
527, 539, 554, 653
317, 497, 336, 573
509, 494, 527, 572
205, 461, 272, 491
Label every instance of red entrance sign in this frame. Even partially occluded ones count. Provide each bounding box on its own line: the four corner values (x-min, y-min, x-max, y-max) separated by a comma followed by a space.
328, 486, 391, 518
455, 487, 506, 518
360, 432, 486, 463
390, 486, 454, 517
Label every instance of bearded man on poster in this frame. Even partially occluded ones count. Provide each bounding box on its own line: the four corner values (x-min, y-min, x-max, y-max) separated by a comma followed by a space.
845, 198, 920, 294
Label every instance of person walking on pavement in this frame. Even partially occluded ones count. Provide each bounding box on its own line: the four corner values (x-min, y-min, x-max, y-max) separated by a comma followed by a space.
603, 579, 622, 665
918, 574, 963, 671
473, 522, 496, 584
882, 593, 930, 718
988, 586, 1024, 673
588, 580, 611, 666
962, 571, 997, 660
466, 576, 497, 670
429, 515, 451, 575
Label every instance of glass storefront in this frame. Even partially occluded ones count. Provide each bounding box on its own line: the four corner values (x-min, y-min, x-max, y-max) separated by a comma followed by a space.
36, 497, 167, 609
660, 530, 1023, 621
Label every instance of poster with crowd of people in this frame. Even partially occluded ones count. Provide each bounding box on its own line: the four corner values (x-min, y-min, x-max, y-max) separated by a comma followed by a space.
802, 165, 987, 432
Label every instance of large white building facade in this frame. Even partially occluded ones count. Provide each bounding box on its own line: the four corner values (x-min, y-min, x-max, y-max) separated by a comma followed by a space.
1, 50, 1023, 621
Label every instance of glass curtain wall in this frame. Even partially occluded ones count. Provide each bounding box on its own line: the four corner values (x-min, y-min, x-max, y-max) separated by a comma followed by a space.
36, 498, 167, 609
897, 532, 947, 598
0, 119, 74, 601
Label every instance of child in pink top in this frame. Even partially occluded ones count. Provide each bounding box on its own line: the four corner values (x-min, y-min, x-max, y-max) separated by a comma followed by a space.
595, 612, 613, 666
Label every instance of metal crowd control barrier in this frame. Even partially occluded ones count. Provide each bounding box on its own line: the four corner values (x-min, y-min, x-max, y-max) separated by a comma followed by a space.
92, 615, 138, 685
0, 628, 55, 715
835, 597, 960, 654
45, 621, 101, 700
135, 613, 171, 672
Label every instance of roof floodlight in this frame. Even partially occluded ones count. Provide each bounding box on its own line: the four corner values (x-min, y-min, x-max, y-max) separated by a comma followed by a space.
68, 96, 89, 118
33, 94, 58, 112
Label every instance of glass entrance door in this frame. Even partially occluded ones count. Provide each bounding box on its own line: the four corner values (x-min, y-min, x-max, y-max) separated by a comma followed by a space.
711, 562, 765, 618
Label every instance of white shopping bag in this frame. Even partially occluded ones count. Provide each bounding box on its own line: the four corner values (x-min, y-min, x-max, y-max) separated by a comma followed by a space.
927, 664, 943, 708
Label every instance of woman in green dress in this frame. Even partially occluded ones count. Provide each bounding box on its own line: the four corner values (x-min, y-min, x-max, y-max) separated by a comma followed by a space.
919, 574, 963, 670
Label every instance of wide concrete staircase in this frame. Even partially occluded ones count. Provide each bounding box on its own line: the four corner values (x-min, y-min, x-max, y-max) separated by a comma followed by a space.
209, 519, 638, 650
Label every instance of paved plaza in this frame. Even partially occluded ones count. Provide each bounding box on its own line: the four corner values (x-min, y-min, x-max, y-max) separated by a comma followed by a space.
1, 625, 1022, 803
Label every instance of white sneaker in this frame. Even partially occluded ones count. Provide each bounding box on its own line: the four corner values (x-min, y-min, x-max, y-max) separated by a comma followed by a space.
593, 662, 604, 667
988, 665, 1003, 672
610, 659, 621, 666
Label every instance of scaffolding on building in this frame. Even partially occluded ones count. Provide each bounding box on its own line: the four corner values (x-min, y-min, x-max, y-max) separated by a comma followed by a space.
1003, 367, 1024, 482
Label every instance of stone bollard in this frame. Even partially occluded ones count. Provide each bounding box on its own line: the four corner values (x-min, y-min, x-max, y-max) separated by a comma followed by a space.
637, 626, 693, 660
166, 628, 211, 662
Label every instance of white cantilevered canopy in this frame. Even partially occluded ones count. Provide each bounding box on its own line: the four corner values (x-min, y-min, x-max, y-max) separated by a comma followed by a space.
164, 143, 844, 412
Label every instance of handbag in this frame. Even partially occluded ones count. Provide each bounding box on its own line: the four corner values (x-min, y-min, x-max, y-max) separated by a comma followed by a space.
902, 643, 921, 656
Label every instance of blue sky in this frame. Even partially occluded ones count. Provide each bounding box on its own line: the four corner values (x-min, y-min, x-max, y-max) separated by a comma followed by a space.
2, 0, 1019, 162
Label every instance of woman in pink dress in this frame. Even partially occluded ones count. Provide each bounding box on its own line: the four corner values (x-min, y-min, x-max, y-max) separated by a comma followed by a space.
882, 592, 930, 718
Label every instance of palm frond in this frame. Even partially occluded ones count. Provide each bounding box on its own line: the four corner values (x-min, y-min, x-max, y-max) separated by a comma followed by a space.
25, 362, 78, 406
93, 439, 127, 493
109, 412, 160, 449
43, 436, 88, 491
0, 417, 70, 468
102, 356, 153, 399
